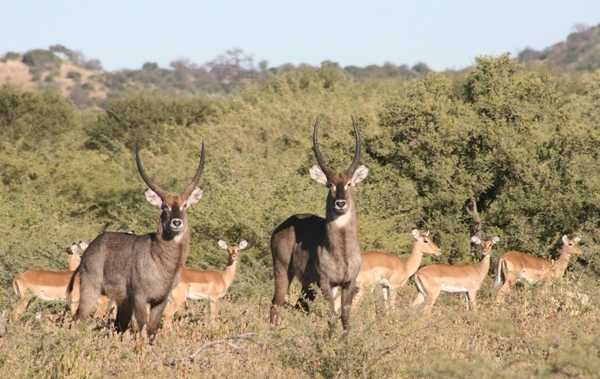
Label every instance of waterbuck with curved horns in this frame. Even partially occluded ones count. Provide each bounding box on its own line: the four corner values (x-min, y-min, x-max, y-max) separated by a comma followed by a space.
270, 118, 369, 330
68, 144, 205, 337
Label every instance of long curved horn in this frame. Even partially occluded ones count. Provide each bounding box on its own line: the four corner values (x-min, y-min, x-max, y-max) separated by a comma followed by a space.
345, 116, 361, 175
136, 149, 169, 199
181, 141, 206, 197
313, 118, 334, 177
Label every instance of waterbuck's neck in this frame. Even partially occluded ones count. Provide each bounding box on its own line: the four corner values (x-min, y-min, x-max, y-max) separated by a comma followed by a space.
325, 196, 359, 255
153, 221, 191, 276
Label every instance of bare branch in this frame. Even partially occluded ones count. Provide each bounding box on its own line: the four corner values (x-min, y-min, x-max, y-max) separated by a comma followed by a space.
189, 333, 264, 362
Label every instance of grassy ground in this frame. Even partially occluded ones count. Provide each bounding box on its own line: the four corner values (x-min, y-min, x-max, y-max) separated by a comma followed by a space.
1, 270, 598, 378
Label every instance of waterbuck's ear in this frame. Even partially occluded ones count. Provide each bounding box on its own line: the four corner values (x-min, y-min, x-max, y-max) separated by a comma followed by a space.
351, 165, 369, 186
218, 240, 228, 250
184, 187, 204, 207
411, 229, 420, 240
309, 165, 328, 186
471, 236, 482, 245
145, 188, 163, 207
238, 240, 248, 250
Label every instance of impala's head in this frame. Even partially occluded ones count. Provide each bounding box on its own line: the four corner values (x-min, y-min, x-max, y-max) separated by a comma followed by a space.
218, 239, 248, 264
411, 229, 441, 256
470, 236, 499, 256
561, 235, 582, 255
137, 143, 205, 239
66, 243, 82, 271
309, 117, 369, 217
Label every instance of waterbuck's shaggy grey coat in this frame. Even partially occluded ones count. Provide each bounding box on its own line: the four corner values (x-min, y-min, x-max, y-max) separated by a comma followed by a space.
68, 144, 205, 337
270, 118, 369, 330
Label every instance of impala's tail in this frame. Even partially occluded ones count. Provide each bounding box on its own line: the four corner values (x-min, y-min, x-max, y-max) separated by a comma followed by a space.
414, 273, 427, 298
495, 258, 505, 287
66, 265, 80, 297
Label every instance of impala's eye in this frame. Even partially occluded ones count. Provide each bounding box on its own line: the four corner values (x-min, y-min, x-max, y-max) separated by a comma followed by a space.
424, 239, 429, 243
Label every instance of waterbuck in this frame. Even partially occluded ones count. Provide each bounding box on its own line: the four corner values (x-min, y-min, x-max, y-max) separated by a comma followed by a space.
270, 118, 369, 330
69, 144, 205, 337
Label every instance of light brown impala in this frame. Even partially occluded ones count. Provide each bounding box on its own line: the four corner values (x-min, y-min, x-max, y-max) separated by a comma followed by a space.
162, 239, 248, 328
412, 235, 499, 315
13, 243, 83, 319
495, 235, 582, 303
348, 229, 441, 310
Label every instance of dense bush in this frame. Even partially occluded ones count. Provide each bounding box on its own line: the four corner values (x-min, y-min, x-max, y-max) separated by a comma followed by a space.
0, 84, 75, 144
84, 95, 220, 150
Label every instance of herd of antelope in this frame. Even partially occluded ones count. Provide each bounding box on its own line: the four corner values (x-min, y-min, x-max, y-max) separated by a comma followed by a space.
11, 118, 584, 339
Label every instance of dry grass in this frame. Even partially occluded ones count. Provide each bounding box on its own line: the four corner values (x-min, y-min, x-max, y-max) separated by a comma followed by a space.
1, 272, 598, 378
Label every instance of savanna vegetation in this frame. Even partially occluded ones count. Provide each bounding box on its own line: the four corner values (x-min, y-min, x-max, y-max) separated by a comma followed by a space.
1, 49, 600, 378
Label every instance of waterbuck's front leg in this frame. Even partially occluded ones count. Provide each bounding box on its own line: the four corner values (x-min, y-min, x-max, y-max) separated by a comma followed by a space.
340, 280, 358, 330
147, 299, 169, 336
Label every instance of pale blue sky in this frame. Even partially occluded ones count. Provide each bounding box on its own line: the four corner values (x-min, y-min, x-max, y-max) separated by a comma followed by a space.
1, 1, 599, 72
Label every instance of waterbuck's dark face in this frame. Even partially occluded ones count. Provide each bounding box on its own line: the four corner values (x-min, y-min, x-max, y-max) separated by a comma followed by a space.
146, 190, 204, 237
310, 118, 369, 217
136, 144, 206, 239
310, 169, 368, 216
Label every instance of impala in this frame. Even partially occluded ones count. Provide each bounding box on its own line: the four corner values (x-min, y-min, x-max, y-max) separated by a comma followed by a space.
270, 118, 369, 330
68, 144, 205, 338
162, 239, 248, 328
412, 236, 499, 315
495, 235, 582, 303
13, 243, 83, 320
350, 229, 441, 309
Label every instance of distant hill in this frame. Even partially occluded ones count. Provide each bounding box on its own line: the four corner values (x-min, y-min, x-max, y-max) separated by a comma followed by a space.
0, 45, 431, 109
518, 23, 600, 71
9, 23, 600, 110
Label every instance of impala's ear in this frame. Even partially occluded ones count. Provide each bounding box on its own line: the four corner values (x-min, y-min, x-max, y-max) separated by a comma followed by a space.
69, 243, 77, 255
491, 236, 500, 244
238, 240, 248, 250
411, 229, 420, 240
145, 188, 163, 207
351, 165, 369, 186
574, 236, 581, 243
184, 187, 204, 207
218, 240, 228, 250
309, 165, 328, 186
562, 235, 568, 244
471, 236, 482, 245
79, 241, 88, 251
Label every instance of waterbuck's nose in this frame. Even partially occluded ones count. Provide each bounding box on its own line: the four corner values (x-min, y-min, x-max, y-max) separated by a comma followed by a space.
335, 200, 347, 209
171, 219, 183, 228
